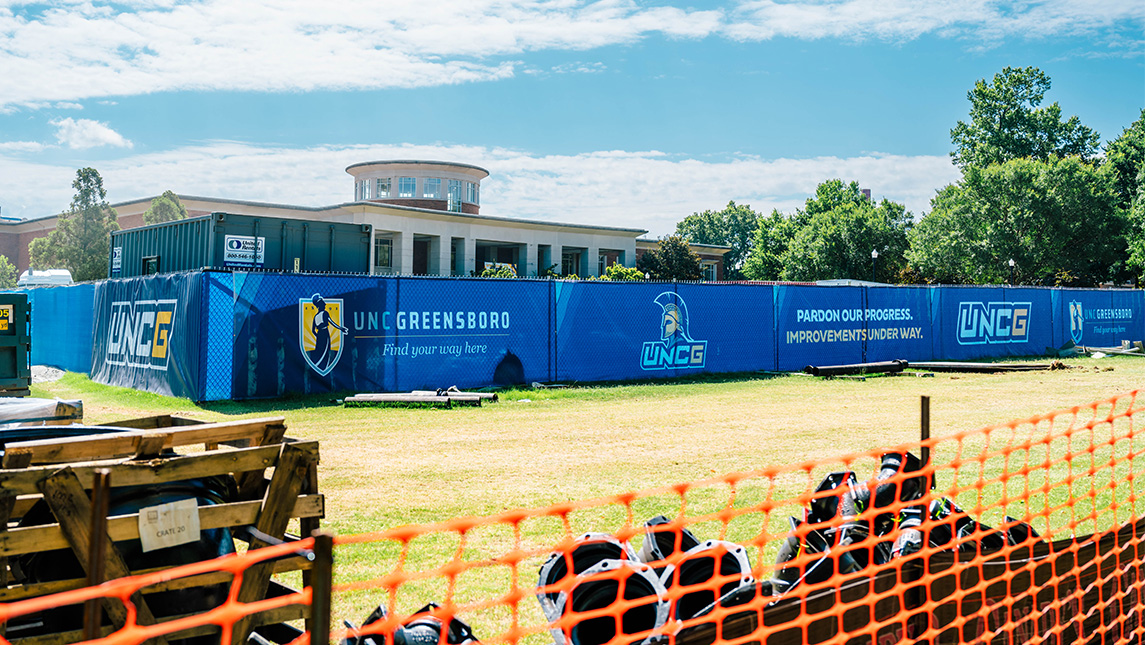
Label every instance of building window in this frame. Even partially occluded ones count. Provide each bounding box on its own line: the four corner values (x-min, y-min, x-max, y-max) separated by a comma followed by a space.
562, 251, 581, 276
375, 178, 390, 198
598, 254, 607, 275
375, 237, 393, 272
399, 177, 416, 198
423, 178, 441, 199
361, 179, 372, 200
702, 262, 717, 281
447, 180, 463, 212
464, 182, 476, 204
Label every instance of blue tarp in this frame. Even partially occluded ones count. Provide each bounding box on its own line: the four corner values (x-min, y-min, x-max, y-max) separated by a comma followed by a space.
23, 284, 95, 374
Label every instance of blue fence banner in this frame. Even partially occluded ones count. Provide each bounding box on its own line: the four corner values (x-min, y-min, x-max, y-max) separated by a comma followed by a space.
863, 286, 934, 363
227, 273, 552, 398
933, 287, 1056, 360
90, 272, 203, 399
19, 271, 1145, 401
1052, 288, 1145, 350
775, 285, 867, 370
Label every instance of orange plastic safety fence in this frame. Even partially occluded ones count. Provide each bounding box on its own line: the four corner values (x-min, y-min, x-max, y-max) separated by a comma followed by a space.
332, 391, 1143, 645
0, 537, 313, 645
1, 392, 1141, 645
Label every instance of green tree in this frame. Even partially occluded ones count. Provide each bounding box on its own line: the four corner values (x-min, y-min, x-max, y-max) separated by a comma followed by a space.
675, 201, 758, 279
479, 265, 518, 278
950, 66, 1099, 169
1104, 109, 1145, 211
741, 209, 796, 281
780, 180, 911, 282
0, 255, 16, 289
600, 263, 644, 281
742, 180, 910, 282
1127, 165, 1145, 282
636, 235, 703, 281
143, 190, 188, 225
908, 157, 1124, 286
29, 168, 120, 281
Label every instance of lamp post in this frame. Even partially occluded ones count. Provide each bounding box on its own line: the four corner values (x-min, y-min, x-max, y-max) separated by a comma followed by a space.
1008, 258, 1015, 286
871, 249, 879, 282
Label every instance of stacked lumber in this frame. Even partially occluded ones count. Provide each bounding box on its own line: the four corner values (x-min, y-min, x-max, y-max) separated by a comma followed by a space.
0, 415, 322, 645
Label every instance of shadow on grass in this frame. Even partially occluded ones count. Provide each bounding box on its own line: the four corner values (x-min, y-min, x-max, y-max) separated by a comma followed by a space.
196, 370, 793, 415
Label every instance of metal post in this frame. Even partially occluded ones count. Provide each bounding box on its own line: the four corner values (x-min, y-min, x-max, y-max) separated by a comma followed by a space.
83, 468, 112, 641
920, 396, 931, 488
309, 531, 335, 645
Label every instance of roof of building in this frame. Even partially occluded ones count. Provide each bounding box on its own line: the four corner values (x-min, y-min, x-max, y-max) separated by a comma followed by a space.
344, 160, 491, 176
24, 193, 647, 236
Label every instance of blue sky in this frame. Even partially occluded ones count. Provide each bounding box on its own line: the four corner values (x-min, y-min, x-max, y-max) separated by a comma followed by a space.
0, 1, 1141, 236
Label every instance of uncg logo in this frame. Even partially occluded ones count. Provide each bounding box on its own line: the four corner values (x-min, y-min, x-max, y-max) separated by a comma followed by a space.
1069, 301, 1084, 344
106, 300, 178, 370
956, 302, 1031, 345
641, 292, 707, 370
299, 293, 348, 376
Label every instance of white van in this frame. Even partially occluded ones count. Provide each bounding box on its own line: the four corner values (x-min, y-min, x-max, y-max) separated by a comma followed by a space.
17, 269, 74, 287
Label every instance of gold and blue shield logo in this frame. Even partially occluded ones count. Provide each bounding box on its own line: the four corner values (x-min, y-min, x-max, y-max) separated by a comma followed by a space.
299, 293, 347, 376
1069, 301, 1083, 344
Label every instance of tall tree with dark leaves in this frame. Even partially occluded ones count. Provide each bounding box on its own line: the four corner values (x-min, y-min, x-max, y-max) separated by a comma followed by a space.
675, 201, 759, 279
908, 157, 1124, 286
950, 66, 1099, 169
29, 168, 120, 281
636, 235, 703, 281
1104, 109, 1145, 212
780, 180, 912, 282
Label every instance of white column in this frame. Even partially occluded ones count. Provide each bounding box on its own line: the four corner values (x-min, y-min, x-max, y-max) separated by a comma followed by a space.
464, 237, 477, 276
399, 232, 414, 275
524, 243, 537, 276
587, 245, 600, 276
437, 236, 451, 276
368, 231, 377, 274
554, 245, 565, 275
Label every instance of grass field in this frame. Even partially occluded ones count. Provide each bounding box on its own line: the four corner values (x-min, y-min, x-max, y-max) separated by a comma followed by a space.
28, 357, 1145, 637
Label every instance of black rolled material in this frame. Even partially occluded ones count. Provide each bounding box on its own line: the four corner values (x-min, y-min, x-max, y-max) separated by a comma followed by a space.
803, 359, 908, 377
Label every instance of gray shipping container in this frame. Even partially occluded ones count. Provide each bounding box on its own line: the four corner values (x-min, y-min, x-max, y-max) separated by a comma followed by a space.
109, 213, 372, 277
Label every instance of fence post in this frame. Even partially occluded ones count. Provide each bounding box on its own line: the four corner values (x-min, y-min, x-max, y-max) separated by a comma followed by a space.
310, 530, 335, 645
83, 468, 111, 641
920, 395, 931, 486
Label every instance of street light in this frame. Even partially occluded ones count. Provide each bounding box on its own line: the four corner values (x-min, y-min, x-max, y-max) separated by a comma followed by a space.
871, 249, 879, 282
1008, 258, 1015, 286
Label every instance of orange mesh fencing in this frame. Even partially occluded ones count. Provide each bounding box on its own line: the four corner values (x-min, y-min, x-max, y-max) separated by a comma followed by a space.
1, 390, 1141, 645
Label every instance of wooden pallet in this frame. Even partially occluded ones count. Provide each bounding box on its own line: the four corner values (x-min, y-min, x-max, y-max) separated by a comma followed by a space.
0, 415, 323, 645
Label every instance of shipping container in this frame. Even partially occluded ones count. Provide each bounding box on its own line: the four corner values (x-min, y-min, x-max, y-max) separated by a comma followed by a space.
0, 293, 31, 396
109, 213, 372, 277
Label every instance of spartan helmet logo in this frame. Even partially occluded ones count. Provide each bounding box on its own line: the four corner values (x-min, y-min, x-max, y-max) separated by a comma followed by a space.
1069, 301, 1084, 344
654, 292, 694, 342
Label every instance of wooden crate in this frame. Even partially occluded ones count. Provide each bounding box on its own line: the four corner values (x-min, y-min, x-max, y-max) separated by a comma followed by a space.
0, 416, 323, 645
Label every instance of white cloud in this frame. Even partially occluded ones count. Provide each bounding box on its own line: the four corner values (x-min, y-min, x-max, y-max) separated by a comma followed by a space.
0, 141, 960, 236
0, 140, 46, 152
50, 117, 133, 149
0, 0, 1139, 109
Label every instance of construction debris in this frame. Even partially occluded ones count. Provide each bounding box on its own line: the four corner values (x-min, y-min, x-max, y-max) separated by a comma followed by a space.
907, 361, 1052, 373
344, 388, 497, 408
803, 360, 908, 377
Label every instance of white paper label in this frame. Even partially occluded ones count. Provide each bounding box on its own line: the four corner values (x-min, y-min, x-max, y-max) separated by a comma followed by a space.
138, 498, 201, 553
